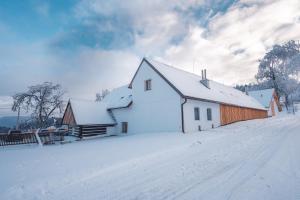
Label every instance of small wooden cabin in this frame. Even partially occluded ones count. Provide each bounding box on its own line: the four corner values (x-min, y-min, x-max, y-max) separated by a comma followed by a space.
62, 99, 116, 138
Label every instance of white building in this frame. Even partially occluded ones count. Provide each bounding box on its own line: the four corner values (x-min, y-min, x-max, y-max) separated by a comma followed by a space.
248, 88, 282, 117
63, 58, 267, 136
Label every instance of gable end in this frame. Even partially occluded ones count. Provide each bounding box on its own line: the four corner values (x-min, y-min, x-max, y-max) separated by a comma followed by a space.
62, 101, 77, 126
128, 58, 184, 97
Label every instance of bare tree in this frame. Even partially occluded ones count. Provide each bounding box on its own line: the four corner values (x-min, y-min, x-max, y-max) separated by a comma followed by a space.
12, 82, 65, 128
95, 89, 110, 102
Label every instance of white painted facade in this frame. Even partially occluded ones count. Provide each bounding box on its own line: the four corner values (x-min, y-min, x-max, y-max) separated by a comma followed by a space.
111, 61, 222, 134
111, 61, 182, 134
183, 99, 221, 132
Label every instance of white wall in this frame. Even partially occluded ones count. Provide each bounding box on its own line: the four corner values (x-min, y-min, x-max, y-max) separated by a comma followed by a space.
183, 99, 220, 132
112, 61, 182, 134
106, 126, 117, 135
110, 106, 133, 134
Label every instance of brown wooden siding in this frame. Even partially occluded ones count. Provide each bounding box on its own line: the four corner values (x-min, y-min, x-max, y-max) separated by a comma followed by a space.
273, 91, 282, 112
271, 101, 275, 116
220, 104, 267, 125
62, 103, 76, 126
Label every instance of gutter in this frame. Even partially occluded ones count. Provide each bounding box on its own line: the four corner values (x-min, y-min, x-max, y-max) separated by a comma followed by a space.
181, 98, 187, 133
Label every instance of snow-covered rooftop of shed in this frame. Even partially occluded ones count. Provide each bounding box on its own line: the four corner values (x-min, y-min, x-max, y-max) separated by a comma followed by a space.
248, 88, 274, 108
69, 99, 115, 125
102, 85, 132, 109
146, 58, 266, 110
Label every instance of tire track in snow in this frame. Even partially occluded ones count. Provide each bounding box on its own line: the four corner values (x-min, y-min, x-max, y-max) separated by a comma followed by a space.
103, 117, 295, 200
50, 117, 288, 199
168, 117, 300, 200
6, 115, 299, 200
224, 122, 297, 200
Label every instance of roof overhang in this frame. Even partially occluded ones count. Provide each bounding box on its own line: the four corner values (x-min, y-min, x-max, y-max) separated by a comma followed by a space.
107, 101, 133, 110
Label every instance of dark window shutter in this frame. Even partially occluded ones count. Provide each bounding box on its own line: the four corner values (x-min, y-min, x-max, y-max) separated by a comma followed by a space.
194, 107, 200, 120
207, 108, 212, 121
145, 79, 152, 91
122, 122, 128, 133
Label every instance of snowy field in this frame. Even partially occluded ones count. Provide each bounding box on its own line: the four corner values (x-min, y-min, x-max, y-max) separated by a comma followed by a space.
1, 114, 300, 200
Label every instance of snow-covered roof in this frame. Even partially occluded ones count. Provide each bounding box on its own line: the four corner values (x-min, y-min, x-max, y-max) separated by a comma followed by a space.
103, 85, 132, 110
69, 99, 115, 125
143, 58, 266, 110
248, 88, 275, 108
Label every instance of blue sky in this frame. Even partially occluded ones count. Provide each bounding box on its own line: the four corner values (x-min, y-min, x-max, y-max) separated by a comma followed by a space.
0, 0, 300, 116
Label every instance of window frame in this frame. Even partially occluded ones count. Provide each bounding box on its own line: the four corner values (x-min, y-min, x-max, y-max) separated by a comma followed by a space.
194, 107, 200, 120
144, 79, 152, 91
121, 122, 128, 133
207, 108, 212, 121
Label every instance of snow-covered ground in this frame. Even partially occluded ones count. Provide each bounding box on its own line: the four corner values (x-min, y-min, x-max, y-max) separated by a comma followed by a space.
1, 114, 300, 200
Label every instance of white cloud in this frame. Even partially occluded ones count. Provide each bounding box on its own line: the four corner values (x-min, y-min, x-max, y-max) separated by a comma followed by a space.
0, 40, 140, 100
73, 0, 300, 86
1, 0, 300, 115
161, 0, 300, 85
0, 96, 13, 117
56, 48, 140, 99
73, 0, 204, 53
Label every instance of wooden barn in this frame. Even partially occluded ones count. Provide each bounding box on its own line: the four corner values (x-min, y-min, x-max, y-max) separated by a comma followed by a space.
62, 99, 116, 138
248, 88, 282, 117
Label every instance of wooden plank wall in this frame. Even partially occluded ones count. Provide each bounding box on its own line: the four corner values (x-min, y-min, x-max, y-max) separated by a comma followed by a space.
62, 104, 76, 126
273, 92, 282, 112
220, 104, 267, 125
74, 125, 107, 138
271, 101, 275, 116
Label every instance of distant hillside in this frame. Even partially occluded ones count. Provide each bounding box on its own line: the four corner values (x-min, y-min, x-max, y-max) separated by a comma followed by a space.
0, 116, 31, 128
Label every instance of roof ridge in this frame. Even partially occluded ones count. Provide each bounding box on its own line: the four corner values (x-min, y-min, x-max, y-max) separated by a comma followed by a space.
145, 57, 204, 79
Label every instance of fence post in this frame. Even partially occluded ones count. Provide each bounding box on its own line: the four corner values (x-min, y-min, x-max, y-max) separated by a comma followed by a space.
35, 129, 43, 147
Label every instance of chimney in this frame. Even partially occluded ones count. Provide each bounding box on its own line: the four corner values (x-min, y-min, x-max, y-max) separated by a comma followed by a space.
200, 69, 210, 89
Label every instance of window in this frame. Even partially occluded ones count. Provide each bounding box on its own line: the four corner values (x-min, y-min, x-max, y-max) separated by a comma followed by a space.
122, 122, 128, 133
145, 79, 152, 91
207, 108, 212, 121
194, 107, 200, 120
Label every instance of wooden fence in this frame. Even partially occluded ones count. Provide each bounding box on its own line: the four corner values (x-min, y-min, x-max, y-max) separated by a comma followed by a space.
39, 132, 65, 145
0, 133, 38, 146
0, 131, 67, 146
